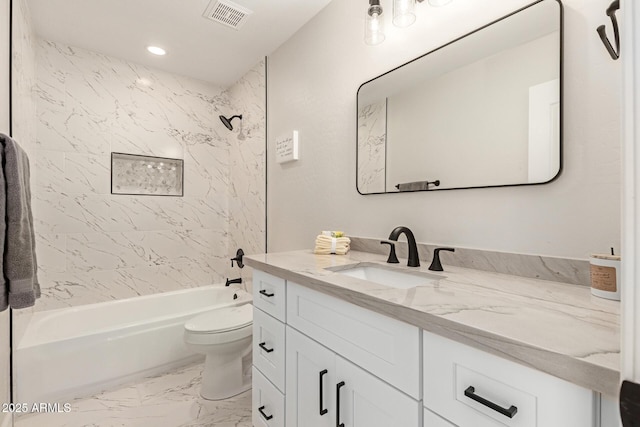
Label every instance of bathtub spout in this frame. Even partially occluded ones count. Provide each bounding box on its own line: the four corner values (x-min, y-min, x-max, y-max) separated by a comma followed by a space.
225, 278, 242, 287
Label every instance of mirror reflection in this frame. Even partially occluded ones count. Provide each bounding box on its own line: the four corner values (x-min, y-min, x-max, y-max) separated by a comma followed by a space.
357, 0, 562, 194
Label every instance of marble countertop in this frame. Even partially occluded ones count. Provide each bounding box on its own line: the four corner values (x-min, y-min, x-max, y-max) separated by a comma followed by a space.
244, 250, 620, 397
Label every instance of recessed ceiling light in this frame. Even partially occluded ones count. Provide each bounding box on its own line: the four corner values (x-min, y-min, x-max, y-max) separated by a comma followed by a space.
147, 46, 166, 56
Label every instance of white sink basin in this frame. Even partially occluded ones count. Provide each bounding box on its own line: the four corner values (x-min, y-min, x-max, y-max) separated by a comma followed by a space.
335, 265, 441, 289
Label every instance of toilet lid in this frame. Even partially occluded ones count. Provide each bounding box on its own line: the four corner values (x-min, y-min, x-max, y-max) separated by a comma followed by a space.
185, 304, 253, 334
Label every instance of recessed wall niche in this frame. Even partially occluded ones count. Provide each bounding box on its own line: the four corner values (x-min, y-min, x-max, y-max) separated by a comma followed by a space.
111, 152, 184, 196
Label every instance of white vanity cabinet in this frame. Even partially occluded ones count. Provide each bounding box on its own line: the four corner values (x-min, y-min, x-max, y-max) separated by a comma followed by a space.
252, 267, 602, 427
252, 270, 421, 427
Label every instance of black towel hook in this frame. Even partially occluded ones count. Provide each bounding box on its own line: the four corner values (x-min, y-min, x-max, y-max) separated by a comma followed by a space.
597, 0, 620, 60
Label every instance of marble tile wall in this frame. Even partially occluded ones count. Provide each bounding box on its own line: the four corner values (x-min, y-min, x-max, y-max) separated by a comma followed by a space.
32, 40, 265, 311
9, 0, 38, 405
11, 0, 36, 158
226, 60, 266, 292
357, 100, 386, 193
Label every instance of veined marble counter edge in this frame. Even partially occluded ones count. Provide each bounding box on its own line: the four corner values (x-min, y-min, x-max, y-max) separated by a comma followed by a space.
244, 250, 619, 398
351, 236, 591, 287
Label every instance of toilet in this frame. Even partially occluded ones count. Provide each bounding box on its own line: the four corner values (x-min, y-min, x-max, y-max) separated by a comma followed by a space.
184, 303, 253, 400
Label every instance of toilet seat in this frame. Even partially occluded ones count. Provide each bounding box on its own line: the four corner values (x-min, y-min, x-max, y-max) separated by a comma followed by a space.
184, 304, 253, 346
186, 304, 252, 333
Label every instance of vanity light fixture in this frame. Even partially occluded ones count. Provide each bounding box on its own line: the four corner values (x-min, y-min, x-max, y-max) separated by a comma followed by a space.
146, 46, 166, 56
365, 0, 385, 45
427, 0, 452, 6
393, 0, 416, 28
369, 0, 453, 44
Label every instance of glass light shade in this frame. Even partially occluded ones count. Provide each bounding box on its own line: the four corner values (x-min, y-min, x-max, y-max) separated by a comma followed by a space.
365, 6, 385, 45
393, 0, 416, 28
428, 0, 452, 6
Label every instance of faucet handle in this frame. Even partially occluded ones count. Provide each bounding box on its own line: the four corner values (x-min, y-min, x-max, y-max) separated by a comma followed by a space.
380, 241, 400, 264
231, 248, 245, 269
429, 247, 455, 271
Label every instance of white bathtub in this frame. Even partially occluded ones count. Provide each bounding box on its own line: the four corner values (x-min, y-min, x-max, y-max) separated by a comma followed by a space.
15, 285, 252, 403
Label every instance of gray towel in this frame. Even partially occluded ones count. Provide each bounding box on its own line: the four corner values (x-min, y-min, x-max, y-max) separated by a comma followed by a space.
0, 134, 40, 311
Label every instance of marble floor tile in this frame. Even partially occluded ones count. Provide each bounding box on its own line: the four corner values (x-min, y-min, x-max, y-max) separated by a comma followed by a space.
15, 362, 252, 427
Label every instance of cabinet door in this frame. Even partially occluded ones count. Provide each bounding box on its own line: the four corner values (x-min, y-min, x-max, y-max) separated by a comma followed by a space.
424, 408, 457, 426
286, 326, 335, 427
335, 355, 421, 427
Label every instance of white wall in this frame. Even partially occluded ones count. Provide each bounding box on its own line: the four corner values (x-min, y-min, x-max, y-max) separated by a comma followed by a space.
267, 0, 621, 259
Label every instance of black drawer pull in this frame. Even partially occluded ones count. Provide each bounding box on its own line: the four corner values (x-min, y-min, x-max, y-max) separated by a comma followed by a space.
336, 381, 345, 427
319, 369, 328, 416
464, 386, 518, 418
258, 342, 274, 353
258, 405, 273, 420
259, 289, 275, 297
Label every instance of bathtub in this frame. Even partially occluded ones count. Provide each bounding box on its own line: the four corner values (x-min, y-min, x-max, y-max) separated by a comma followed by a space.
15, 285, 252, 404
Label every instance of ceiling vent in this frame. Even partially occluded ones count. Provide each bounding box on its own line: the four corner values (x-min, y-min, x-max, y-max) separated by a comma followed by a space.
203, 0, 253, 30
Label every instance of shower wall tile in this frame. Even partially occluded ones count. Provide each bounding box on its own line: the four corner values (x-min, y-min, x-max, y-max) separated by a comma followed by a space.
11, 0, 37, 159
32, 39, 246, 311
227, 61, 267, 293
34, 234, 66, 274
66, 232, 148, 272
182, 197, 229, 230
37, 270, 126, 310
183, 143, 230, 197
64, 153, 110, 195
34, 192, 99, 234
35, 150, 64, 193
110, 127, 184, 160
107, 196, 187, 232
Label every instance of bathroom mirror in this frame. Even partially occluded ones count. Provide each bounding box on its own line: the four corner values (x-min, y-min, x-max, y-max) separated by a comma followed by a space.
357, 0, 562, 194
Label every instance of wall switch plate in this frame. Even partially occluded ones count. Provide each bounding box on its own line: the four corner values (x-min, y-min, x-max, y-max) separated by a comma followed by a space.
275, 130, 299, 163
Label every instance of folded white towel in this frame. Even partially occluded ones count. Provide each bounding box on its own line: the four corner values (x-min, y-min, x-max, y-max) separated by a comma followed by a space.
314, 234, 351, 255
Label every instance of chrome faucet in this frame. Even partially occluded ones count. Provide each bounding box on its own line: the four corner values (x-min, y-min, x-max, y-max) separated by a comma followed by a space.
388, 226, 420, 267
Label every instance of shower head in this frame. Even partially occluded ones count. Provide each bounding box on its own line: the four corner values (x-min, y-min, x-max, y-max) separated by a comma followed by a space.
219, 114, 243, 131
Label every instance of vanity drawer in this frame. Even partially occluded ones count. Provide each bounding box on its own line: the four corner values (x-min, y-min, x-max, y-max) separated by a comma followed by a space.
253, 307, 286, 392
423, 331, 595, 427
253, 270, 286, 322
424, 408, 457, 426
286, 281, 421, 399
253, 367, 285, 427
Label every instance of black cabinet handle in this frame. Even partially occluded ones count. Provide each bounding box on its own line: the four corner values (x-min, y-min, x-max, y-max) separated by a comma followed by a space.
319, 369, 328, 416
259, 289, 274, 297
258, 405, 273, 420
336, 381, 345, 427
258, 342, 274, 353
464, 386, 517, 418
